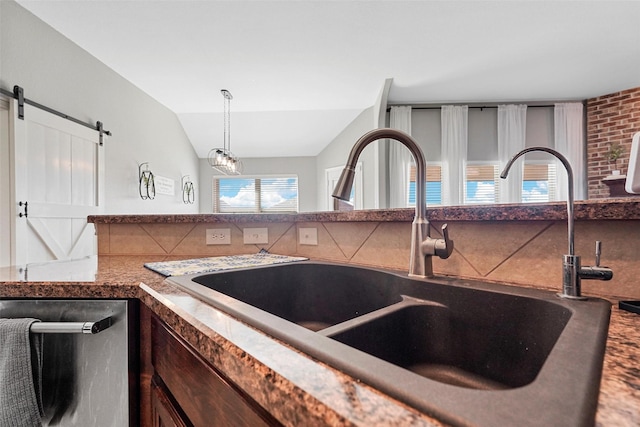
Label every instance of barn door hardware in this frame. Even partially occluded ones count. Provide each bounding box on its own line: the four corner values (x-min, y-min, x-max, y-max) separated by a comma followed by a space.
18, 201, 28, 218
13, 86, 24, 120
0, 85, 111, 137
96, 121, 111, 146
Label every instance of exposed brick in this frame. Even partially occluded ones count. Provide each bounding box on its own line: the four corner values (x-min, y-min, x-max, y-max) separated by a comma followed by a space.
586, 86, 640, 198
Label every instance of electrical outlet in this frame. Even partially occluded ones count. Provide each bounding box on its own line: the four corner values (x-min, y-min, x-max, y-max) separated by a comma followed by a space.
243, 227, 268, 244
206, 228, 231, 245
299, 227, 318, 245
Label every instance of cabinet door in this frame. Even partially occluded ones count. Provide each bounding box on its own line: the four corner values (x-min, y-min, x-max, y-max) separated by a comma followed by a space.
151, 376, 190, 427
151, 316, 281, 427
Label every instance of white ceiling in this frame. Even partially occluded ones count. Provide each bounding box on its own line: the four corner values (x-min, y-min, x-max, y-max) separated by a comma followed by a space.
16, 0, 640, 159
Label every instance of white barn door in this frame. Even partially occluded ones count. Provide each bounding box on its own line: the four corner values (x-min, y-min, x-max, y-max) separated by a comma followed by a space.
1, 98, 11, 267
10, 101, 104, 265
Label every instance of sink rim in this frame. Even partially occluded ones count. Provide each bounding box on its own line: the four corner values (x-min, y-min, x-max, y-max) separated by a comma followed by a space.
166, 261, 611, 427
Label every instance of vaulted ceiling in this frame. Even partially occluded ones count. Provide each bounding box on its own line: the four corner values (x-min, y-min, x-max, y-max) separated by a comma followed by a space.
17, 1, 640, 158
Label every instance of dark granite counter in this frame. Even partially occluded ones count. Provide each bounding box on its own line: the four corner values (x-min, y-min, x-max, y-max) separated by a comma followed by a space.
88, 199, 640, 224
0, 256, 638, 426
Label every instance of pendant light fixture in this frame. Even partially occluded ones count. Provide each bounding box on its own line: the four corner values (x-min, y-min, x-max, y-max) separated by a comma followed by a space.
208, 89, 243, 175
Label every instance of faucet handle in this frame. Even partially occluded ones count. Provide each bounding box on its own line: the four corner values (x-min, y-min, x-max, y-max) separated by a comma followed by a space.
578, 240, 613, 282
434, 224, 454, 259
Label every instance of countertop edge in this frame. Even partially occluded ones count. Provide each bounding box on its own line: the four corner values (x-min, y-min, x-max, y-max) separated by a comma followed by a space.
88, 199, 640, 224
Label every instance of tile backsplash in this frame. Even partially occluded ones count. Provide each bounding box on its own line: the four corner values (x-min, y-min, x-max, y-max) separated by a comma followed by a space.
96, 218, 640, 300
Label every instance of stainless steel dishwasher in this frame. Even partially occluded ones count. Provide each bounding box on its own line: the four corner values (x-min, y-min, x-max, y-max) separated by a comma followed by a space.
0, 299, 134, 427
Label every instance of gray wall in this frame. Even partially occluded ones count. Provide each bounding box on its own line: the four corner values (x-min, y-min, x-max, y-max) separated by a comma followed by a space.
0, 1, 199, 214
315, 107, 377, 211
0, 1, 390, 216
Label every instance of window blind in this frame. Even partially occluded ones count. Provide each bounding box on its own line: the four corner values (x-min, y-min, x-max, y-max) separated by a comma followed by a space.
464, 164, 499, 204
522, 163, 556, 203
213, 176, 298, 213
405, 162, 556, 206
408, 164, 442, 206
409, 164, 442, 182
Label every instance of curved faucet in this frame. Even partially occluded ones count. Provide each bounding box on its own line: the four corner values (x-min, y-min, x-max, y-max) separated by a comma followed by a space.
500, 146, 612, 299
332, 128, 453, 278
502, 147, 576, 256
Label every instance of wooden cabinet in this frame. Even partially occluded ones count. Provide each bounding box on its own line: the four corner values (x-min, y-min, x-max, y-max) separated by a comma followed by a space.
151, 376, 189, 427
149, 314, 281, 427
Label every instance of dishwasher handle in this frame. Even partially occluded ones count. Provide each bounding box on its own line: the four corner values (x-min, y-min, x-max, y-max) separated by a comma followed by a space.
29, 316, 113, 334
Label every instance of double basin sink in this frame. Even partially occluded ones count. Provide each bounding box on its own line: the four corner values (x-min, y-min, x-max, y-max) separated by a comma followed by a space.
167, 261, 611, 426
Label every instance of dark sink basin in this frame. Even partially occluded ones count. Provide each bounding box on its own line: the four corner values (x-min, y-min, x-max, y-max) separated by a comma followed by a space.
167, 261, 611, 427
190, 263, 402, 330
325, 297, 570, 391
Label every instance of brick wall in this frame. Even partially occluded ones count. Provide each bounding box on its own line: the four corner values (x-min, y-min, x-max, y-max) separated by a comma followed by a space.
586, 87, 640, 198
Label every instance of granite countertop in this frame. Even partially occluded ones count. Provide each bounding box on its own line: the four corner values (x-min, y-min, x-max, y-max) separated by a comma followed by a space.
88, 199, 640, 224
0, 256, 638, 426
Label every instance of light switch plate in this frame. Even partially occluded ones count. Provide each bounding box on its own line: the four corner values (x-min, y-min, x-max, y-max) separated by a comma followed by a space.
299, 227, 318, 245
244, 227, 268, 244
206, 228, 231, 245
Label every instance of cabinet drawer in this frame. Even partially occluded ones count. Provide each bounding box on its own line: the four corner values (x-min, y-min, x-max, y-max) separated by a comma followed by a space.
151, 316, 280, 427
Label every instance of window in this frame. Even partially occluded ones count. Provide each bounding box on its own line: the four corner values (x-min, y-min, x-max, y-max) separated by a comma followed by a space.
409, 105, 558, 205
408, 163, 442, 206
522, 163, 556, 203
406, 162, 556, 206
462, 163, 556, 204
465, 164, 499, 204
213, 176, 298, 213
407, 162, 556, 206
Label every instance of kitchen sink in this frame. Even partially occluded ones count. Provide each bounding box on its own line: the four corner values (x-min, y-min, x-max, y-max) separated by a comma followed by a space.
189, 263, 402, 331
326, 297, 570, 391
167, 261, 611, 427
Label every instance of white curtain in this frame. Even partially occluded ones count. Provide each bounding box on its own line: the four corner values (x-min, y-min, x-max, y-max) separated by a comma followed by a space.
389, 106, 412, 208
498, 104, 527, 203
441, 105, 468, 205
554, 103, 586, 200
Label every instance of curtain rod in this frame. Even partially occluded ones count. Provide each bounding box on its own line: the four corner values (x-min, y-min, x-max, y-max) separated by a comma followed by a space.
0, 85, 111, 143
387, 104, 557, 112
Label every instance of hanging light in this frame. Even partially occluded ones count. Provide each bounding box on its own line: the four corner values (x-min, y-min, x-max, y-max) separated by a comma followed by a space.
208, 89, 243, 175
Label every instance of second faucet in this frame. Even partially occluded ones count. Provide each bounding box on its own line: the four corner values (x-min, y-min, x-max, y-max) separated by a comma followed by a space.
501, 146, 613, 299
